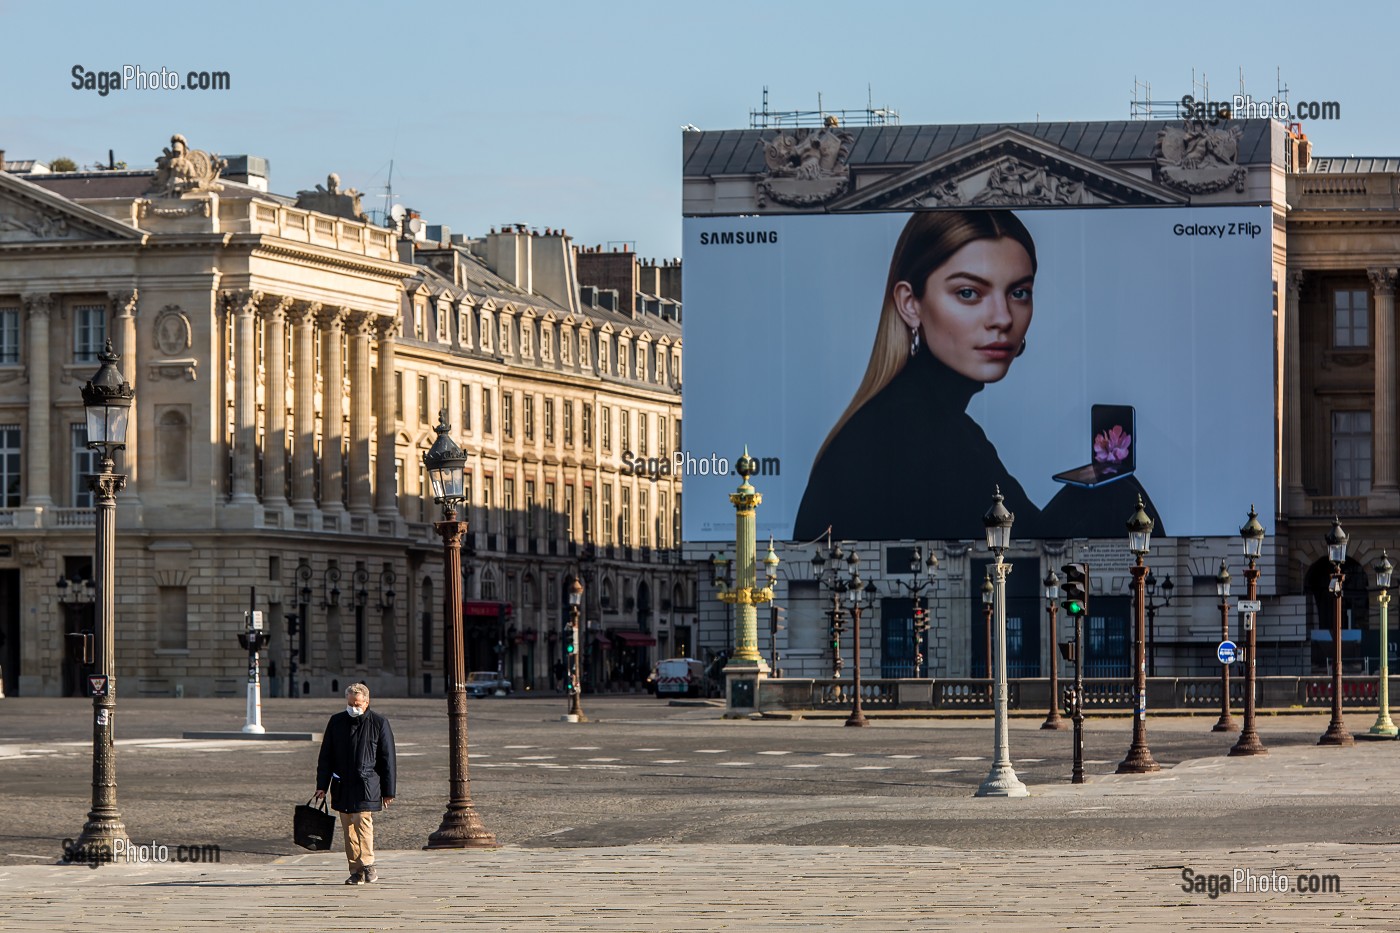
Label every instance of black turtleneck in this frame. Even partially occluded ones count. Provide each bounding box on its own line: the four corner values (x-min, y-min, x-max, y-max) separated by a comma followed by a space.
793, 346, 1042, 541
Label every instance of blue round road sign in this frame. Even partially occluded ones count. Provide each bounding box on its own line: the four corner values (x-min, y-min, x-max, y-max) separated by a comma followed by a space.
1217, 640, 1237, 664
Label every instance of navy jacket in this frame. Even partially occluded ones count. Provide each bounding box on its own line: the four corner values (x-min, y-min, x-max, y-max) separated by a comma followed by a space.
316, 708, 396, 813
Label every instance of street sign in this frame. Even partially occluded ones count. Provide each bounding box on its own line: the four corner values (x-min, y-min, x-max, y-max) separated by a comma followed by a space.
1237, 600, 1261, 613
1217, 640, 1238, 664
88, 675, 108, 696
248, 610, 264, 630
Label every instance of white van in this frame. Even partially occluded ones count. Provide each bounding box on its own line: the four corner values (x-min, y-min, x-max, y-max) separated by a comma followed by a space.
654, 658, 706, 697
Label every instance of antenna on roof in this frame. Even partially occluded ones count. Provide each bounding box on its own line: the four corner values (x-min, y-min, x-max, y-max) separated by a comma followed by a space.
381, 160, 395, 226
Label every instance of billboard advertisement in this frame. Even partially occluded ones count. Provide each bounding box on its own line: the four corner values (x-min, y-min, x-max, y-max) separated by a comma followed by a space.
681, 206, 1274, 543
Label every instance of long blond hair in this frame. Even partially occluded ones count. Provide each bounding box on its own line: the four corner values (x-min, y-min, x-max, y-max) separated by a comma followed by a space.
816, 210, 1038, 459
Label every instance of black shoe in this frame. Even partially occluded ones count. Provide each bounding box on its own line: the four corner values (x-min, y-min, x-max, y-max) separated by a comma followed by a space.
362, 866, 378, 883
345, 871, 363, 885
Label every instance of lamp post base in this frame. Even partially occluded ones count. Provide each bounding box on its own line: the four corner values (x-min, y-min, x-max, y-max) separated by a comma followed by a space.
1211, 715, 1238, 733
74, 815, 128, 857
1367, 717, 1398, 737
1115, 744, 1161, 774
1228, 729, 1268, 756
844, 708, 869, 727
1317, 720, 1355, 746
1040, 710, 1067, 731
424, 806, 497, 849
975, 764, 1028, 798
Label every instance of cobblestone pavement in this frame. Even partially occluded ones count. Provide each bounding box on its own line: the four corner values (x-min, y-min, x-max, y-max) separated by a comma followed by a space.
2, 697, 1398, 929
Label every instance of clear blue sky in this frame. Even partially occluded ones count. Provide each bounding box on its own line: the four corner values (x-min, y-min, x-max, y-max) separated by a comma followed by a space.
3, 0, 1396, 258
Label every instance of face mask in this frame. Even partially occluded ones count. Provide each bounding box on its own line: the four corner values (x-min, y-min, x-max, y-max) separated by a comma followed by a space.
346, 705, 364, 717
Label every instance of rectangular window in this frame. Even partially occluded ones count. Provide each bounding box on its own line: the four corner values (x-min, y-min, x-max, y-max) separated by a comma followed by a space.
602, 484, 614, 545
673, 351, 681, 385
1334, 288, 1370, 348
73, 304, 106, 363
158, 586, 189, 650
618, 341, 629, 378
674, 492, 682, 545
544, 398, 554, 443
417, 376, 429, 425
523, 395, 534, 441
545, 481, 556, 540
413, 301, 426, 340
437, 304, 448, 343
656, 347, 665, 383
638, 412, 648, 457
480, 313, 493, 351
579, 331, 590, 367
583, 486, 594, 542
620, 410, 630, 454
504, 478, 516, 535
461, 384, 472, 432
419, 463, 430, 522
582, 403, 593, 447
71, 423, 99, 508
503, 392, 515, 439
439, 380, 448, 424
1333, 410, 1373, 496
561, 329, 572, 364
394, 372, 404, 421
520, 320, 532, 358
525, 479, 536, 542
0, 308, 18, 364
601, 405, 611, 452
636, 344, 646, 381
482, 474, 494, 533
459, 305, 472, 347
499, 318, 511, 355
658, 416, 667, 458
563, 400, 574, 446
564, 484, 575, 541
659, 491, 668, 548
639, 489, 649, 547
483, 387, 494, 435
675, 417, 682, 453
621, 486, 631, 547
0, 424, 19, 507
599, 337, 609, 374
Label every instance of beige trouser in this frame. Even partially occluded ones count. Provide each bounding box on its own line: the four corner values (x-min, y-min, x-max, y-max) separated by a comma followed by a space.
339, 810, 375, 871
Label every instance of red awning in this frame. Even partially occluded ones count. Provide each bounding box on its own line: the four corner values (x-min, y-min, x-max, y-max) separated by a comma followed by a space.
591, 634, 612, 648
611, 631, 657, 647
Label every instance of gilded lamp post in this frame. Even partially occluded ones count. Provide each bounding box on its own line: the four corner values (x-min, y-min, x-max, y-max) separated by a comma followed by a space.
716, 450, 778, 710
422, 412, 496, 849
1368, 552, 1396, 738
73, 341, 134, 857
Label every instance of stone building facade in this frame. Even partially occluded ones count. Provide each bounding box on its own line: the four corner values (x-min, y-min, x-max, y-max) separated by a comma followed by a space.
0, 136, 689, 698
683, 117, 1400, 682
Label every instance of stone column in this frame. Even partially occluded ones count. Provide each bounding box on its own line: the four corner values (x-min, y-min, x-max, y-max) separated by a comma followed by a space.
346, 311, 374, 515
261, 296, 293, 507
318, 306, 347, 515
289, 301, 320, 510
22, 294, 53, 508
375, 315, 400, 519
1285, 272, 1305, 512
228, 290, 262, 505
110, 290, 140, 499
1370, 268, 1398, 507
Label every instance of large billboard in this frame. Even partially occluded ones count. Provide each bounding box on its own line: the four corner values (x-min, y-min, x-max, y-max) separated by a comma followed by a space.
681, 206, 1273, 542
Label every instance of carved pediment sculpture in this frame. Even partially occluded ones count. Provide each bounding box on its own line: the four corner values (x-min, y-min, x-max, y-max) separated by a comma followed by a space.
1154, 120, 1247, 194
294, 173, 368, 222
0, 197, 87, 242
146, 133, 227, 198
967, 157, 1088, 206
756, 122, 855, 208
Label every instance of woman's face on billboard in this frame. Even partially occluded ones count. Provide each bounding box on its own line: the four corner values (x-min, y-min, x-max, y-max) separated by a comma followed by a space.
895, 236, 1035, 384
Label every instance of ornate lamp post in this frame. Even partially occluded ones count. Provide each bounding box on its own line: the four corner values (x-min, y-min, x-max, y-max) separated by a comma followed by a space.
1212, 560, 1236, 732
1042, 570, 1065, 730
565, 577, 586, 722
844, 556, 869, 728
1117, 495, 1161, 774
813, 538, 848, 679
980, 571, 994, 679
976, 487, 1027, 797
1144, 572, 1173, 677
891, 546, 938, 677
714, 450, 779, 710
1230, 505, 1268, 756
73, 340, 134, 855
422, 412, 495, 849
1369, 552, 1396, 737
1318, 517, 1355, 747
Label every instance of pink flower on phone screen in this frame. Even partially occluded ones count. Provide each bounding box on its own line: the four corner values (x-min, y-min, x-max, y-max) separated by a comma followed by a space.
1094, 425, 1131, 464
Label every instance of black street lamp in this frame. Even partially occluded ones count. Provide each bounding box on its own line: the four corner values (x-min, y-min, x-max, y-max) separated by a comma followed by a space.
844, 557, 869, 728
813, 539, 848, 679
73, 340, 134, 855
1042, 570, 1066, 730
1213, 560, 1236, 732
890, 546, 938, 677
1318, 516, 1355, 747
1231, 506, 1268, 756
1117, 495, 1161, 774
980, 570, 994, 680
422, 411, 496, 849
1144, 572, 1173, 676
565, 577, 586, 722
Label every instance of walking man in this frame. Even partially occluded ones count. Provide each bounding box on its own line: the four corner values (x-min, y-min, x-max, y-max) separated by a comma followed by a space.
315, 683, 397, 884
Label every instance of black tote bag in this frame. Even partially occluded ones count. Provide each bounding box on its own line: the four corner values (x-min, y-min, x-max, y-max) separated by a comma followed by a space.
294, 795, 336, 850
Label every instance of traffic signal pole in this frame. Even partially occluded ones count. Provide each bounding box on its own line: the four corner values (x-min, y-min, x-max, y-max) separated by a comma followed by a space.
1060, 562, 1090, 784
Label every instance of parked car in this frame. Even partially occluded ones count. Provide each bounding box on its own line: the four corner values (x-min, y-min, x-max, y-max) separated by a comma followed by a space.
465, 671, 513, 697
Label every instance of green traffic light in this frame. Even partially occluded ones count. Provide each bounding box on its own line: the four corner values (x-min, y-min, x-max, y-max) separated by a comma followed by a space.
1064, 599, 1084, 616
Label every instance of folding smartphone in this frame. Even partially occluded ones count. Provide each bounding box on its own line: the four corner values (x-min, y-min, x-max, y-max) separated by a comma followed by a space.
1052, 404, 1136, 488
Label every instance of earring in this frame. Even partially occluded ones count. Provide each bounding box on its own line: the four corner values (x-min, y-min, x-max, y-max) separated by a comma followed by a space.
910, 327, 921, 358
1016, 337, 1027, 358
